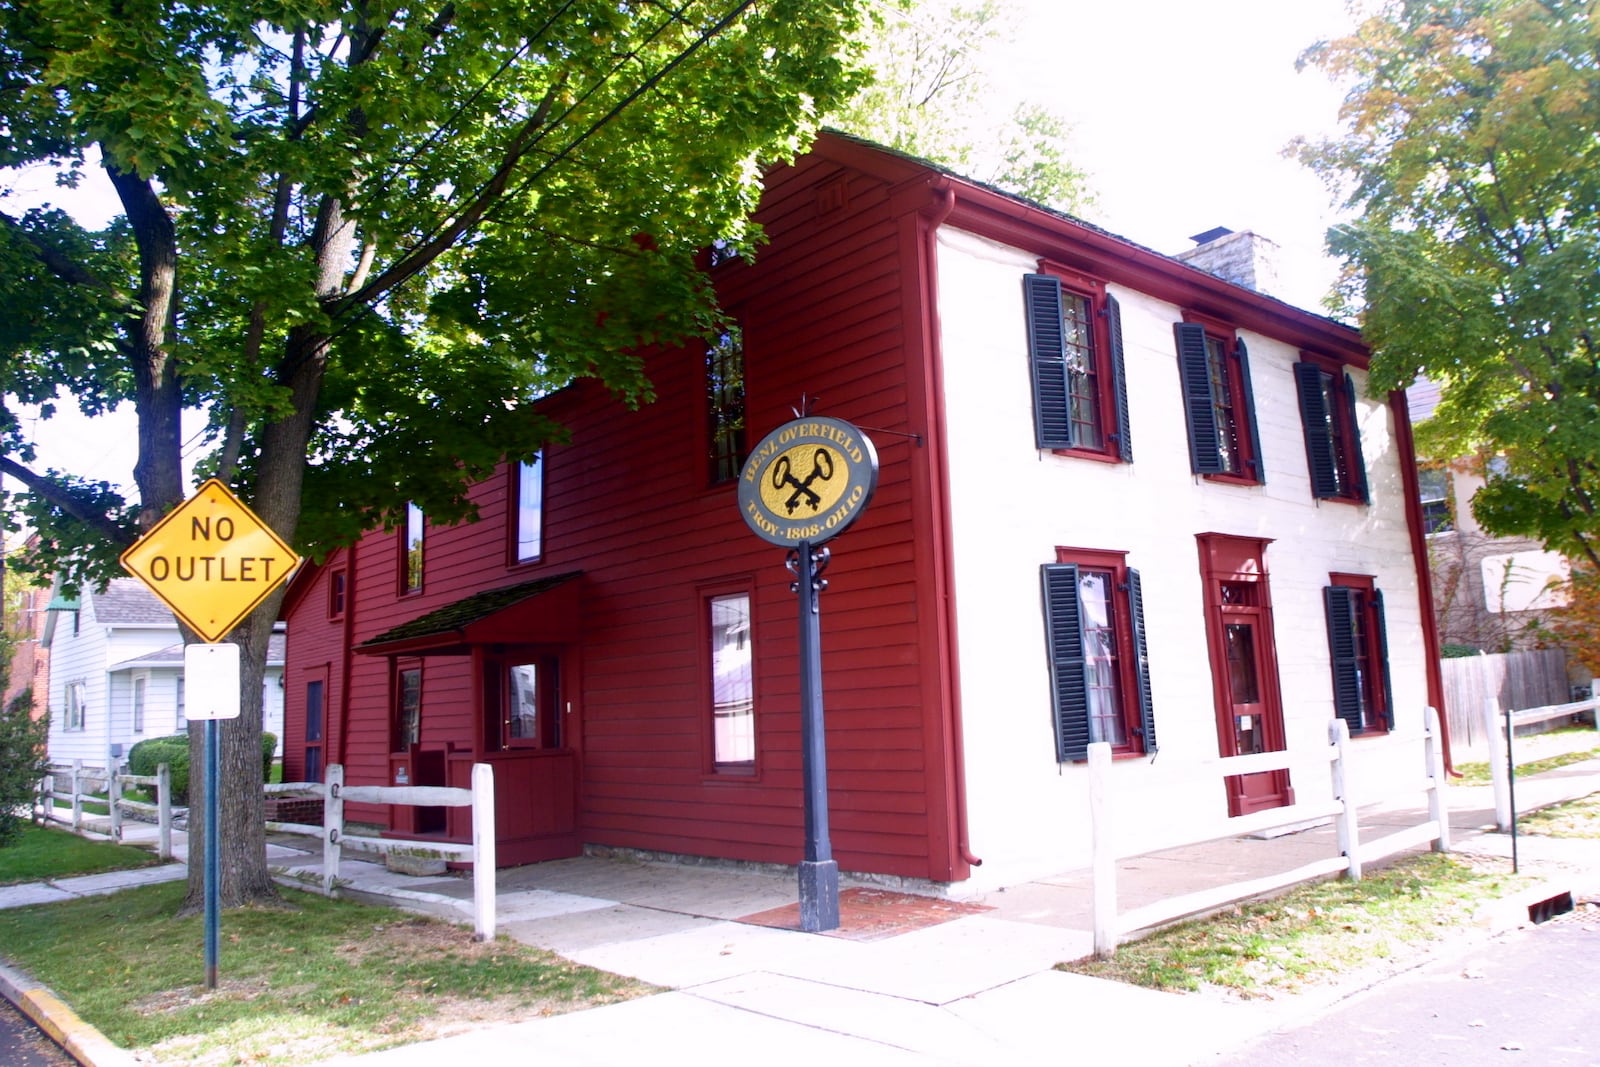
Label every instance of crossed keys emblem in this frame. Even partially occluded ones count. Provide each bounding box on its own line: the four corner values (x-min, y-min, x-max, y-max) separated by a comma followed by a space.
771, 448, 835, 513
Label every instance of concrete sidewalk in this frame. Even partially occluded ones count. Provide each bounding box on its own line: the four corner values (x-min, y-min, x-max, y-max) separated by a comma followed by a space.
4, 760, 1599, 1067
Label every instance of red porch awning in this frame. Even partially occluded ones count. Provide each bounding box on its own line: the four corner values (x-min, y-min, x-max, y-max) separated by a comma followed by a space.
356, 572, 582, 656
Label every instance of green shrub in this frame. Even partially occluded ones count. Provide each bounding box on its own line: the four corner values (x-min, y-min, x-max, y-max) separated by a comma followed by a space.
1441, 643, 1483, 658
128, 734, 190, 804
0, 693, 50, 847
128, 731, 278, 806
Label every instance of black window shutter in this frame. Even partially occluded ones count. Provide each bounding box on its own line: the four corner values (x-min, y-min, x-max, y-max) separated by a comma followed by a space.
1343, 372, 1370, 503
1295, 361, 1339, 498
1041, 563, 1090, 761
1373, 588, 1394, 730
1024, 274, 1072, 450
1106, 294, 1132, 463
1235, 338, 1265, 483
1323, 585, 1364, 734
1175, 322, 1223, 474
1126, 567, 1157, 755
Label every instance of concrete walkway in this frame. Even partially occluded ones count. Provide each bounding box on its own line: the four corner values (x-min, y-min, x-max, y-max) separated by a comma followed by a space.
4, 758, 1599, 1067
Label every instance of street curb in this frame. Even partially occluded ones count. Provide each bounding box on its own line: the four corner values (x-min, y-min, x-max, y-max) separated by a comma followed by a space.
0, 958, 138, 1067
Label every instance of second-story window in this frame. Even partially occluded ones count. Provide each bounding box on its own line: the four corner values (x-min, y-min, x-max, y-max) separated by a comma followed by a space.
706, 329, 746, 484
514, 452, 544, 563
401, 503, 424, 593
1023, 272, 1132, 461
1175, 320, 1263, 483
1295, 357, 1370, 503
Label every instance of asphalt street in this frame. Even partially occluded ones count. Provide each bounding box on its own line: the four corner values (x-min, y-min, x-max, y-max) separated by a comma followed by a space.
1214, 909, 1600, 1066
0, 996, 73, 1067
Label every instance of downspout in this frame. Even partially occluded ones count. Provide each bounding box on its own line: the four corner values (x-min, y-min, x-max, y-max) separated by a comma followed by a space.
1389, 390, 1453, 774
923, 181, 982, 868
337, 546, 356, 769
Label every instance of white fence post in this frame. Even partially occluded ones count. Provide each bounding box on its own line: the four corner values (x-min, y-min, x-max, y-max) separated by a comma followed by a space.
157, 763, 173, 861
1086, 742, 1116, 958
324, 764, 345, 894
1328, 719, 1361, 880
70, 760, 83, 831
1484, 697, 1512, 831
1424, 706, 1451, 853
472, 763, 496, 942
109, 765, 123, 841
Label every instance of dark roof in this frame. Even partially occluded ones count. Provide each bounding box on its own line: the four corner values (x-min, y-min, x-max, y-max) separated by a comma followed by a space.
110, 631, 287, 670
93, 578, 178, 626
359, 572, 582, 655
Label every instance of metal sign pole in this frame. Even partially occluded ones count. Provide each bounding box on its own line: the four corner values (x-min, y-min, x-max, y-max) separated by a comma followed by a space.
204, 717, 221, 988
792, 541, 839, 932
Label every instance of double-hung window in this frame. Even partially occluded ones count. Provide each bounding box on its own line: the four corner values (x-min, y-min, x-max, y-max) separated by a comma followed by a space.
1324, 575, 1394, 735
65, 681, 87, 731
1023, 272, 1132, 461
1294, 356, 1369, 503
1174, 319, 1263, 482
1418, 467, 1453, 534
1040, 549, 1155, 761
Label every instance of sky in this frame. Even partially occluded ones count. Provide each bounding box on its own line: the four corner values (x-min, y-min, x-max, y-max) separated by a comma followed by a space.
3, 0, 1364, 508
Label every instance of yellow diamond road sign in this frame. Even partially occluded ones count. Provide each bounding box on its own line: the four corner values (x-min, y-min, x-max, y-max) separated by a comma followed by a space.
120, 479, 302, 644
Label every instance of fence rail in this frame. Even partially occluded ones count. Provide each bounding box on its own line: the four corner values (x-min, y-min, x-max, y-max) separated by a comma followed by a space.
36, 761, 174, 861
268, 764, 497, 940
1089, 706, 1450, 958
1483, 695, 1600, 831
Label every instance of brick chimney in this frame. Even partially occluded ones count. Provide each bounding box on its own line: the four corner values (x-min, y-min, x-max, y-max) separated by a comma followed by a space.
1174, 227, 1281, 297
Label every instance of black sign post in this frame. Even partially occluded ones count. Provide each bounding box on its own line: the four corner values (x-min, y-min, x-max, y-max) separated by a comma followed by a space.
738, 416, 878, 932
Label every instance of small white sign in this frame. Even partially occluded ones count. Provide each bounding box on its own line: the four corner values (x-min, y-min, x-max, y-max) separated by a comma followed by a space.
183, 643, 241, 720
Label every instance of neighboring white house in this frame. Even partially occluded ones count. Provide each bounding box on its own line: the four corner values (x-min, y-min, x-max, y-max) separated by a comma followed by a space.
42, 576, 285, 765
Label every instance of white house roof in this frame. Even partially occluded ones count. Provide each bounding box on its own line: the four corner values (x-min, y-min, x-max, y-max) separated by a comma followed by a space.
108, 632, 287, 672
92, 578, 180, 625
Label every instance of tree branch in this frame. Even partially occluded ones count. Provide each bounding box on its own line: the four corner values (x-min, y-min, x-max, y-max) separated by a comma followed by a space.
0, 456, 133, 546
0, 209, 134, 312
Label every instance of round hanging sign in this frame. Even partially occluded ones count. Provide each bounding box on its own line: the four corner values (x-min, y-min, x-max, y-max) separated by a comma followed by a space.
738, 416, 879, 547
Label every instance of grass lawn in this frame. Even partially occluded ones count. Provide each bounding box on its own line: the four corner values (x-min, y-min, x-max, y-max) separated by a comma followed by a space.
1518, 790, 1600, 838
1059, 853, 1530, 996
1452, 727, 1600, 785
0, 880, 654, 1065
0, 824, 162, 886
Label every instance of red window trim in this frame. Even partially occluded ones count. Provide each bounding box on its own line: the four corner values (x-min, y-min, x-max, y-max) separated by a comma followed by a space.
1328, 572, 1391, 735
398, 503, 424, 596
326, 568, 347, 621
1182, 311, 1261, 486
1038, 260, 1124, 463
1052, 545, 1146, 757
505, 456, 546, 568
1300, 351, 1367, 506
698, 577, 761, 779
391, 660, 422, 753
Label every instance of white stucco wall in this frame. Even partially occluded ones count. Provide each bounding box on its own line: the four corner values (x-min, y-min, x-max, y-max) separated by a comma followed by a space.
935, 227, 1433, 890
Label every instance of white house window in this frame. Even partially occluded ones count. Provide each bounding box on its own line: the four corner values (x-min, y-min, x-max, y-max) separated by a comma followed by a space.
132, 676, 147, 734
65, 681, 87, 731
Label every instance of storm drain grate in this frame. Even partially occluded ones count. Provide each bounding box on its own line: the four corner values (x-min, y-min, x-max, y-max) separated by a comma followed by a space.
1527, 891, 1574, 924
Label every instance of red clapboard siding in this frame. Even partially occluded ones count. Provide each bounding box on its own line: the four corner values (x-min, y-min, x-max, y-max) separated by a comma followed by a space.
281, 136, 962, 881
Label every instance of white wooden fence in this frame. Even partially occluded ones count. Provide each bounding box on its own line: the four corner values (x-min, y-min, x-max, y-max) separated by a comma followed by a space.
36, 760, 175, 862
266, 763, 497, 940
1482, 695, 1600, 831
1089, 707, 1450, 958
